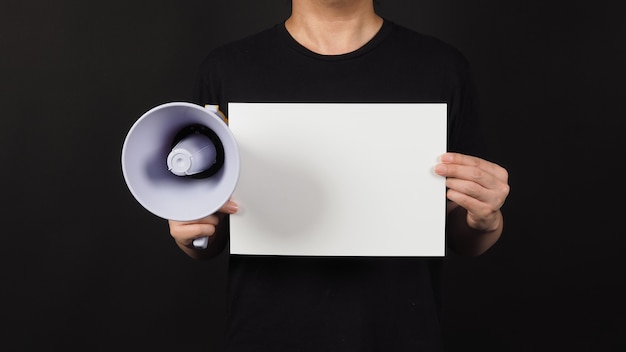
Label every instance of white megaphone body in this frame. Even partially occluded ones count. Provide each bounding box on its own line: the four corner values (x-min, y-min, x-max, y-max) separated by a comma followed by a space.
121, 102, 240, 249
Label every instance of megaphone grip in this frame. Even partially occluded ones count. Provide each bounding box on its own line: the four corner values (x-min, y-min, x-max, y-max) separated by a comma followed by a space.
192, 236, 209, 249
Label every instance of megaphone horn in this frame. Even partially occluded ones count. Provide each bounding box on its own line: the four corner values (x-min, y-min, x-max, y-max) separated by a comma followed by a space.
121, 102, 240, 248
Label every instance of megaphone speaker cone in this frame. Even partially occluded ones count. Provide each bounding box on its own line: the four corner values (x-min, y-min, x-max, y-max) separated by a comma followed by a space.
121, 102, 240, 222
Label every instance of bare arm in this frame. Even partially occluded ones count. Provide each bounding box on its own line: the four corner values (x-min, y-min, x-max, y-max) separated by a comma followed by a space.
168, 200, 238, 260
435, 153, 510, 256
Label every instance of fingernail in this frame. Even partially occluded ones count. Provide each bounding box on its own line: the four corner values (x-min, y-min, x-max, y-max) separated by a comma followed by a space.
440, 153, 453, 163
226, 202, 239, 213
434, 164, 447, 175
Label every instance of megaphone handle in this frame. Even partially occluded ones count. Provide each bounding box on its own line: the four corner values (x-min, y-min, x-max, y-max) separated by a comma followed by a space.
192, 237, 209, 249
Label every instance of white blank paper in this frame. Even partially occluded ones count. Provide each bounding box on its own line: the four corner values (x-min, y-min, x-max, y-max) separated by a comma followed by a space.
228, 103, 447, 257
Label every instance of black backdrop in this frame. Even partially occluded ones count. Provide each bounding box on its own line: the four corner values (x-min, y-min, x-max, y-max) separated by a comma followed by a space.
3, 0, 625, 351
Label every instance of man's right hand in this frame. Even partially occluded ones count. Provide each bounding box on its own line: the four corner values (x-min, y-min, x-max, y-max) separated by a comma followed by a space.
168, 200, 239, 253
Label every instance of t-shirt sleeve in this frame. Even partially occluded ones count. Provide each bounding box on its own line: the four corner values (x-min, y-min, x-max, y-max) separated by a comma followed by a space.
191, 55, 222, 108
447, 55, 490, 160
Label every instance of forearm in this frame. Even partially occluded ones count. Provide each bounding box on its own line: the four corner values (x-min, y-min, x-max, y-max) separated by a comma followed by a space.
446, 201, 503, 257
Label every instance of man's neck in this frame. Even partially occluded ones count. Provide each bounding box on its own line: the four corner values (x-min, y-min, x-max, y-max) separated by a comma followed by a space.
285, 0, 383, 55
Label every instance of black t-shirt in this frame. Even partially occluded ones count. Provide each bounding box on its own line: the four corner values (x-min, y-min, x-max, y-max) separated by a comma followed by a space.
193, 20, 486, 352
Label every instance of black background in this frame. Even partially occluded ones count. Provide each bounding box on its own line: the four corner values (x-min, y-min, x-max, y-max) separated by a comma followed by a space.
2, 0, 625, 351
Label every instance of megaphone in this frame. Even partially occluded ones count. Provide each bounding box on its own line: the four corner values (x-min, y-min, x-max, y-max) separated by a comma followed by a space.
121, 102, 240, 248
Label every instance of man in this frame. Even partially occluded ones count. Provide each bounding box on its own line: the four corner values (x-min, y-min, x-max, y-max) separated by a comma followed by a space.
170, 0, 509, 350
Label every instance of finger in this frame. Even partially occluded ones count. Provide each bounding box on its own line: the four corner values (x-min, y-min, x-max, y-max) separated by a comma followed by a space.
169, 215, 220, 237
438, 163, 502, 191
446, 188, 493, 216
445, 177, 490, 203
447, 189, 502, 231
446, 177, 508, 208
170, 213, 220, 226
439, 153, 508, 182
219, 199, 239, 214
170, 223, 217, 246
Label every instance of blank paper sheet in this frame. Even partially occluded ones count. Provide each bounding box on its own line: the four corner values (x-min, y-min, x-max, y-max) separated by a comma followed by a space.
228, 103, 447, 257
